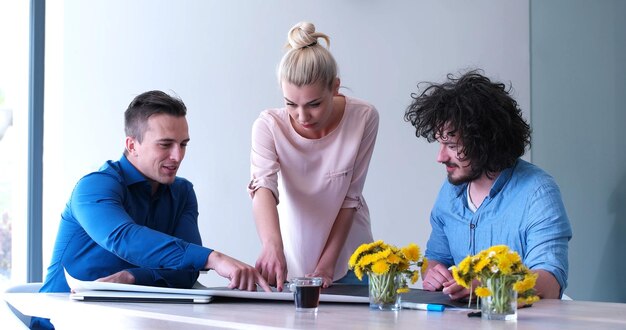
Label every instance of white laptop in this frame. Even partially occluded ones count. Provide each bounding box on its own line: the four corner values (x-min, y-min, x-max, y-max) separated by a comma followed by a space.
70, 290, 213, 303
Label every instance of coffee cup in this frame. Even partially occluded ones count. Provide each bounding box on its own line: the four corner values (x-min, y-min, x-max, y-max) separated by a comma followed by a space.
288, 277, 322, 312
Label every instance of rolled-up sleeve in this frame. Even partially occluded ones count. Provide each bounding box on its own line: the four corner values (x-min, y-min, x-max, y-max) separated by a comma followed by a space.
342, 107, 379, 209
524, 182, 572, 296
249, 115, 280, 203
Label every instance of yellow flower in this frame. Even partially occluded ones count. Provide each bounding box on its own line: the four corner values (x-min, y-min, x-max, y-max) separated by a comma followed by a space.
451, 266, 469, 288
371, 260, 390, 275
397, 287, 410, 294
410, 270, 419, 284
354, 267, 364, 280
518, 295, 540, 306
458, 255, 472, 273
488, 245, 509, 255
513, 273, 538, 292
496, 254, 513, 275
348, 239, 425, 297
421, 258, 428, 274
387, 253, 401, 264
475, 286, 492, 297
507, 251, 522, 265
473, 256, 491, 273
401, 243, 421, 262
397, 260, 409, 272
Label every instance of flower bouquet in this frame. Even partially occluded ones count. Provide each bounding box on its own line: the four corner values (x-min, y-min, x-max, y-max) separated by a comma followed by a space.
450, 245, 540, 320
349, 240, 427, 310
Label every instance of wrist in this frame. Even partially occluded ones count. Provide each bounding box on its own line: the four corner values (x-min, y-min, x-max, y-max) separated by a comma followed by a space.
205, 250, 223, 269
262, 240, 284, 252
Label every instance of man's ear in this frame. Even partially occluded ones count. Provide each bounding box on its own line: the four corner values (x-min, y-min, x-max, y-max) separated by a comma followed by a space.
125, 136, 138, 156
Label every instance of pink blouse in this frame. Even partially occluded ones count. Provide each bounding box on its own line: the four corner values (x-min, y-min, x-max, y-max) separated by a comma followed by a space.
248, 95, 378, 280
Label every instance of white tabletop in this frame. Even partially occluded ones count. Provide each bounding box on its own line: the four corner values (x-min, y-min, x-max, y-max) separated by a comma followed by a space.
4, 292, 626, 329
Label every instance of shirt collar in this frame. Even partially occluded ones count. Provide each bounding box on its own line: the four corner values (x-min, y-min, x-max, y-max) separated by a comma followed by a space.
488, 160, 518, 197
449, 159, 519, 199
119, 154, 174, 198
119, 154, 147, 186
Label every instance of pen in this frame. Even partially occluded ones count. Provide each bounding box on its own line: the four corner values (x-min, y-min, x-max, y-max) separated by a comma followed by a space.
401, 302, 446, 312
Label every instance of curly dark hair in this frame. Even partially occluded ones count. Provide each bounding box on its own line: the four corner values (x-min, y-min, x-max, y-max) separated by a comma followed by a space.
404, 70, 531, 177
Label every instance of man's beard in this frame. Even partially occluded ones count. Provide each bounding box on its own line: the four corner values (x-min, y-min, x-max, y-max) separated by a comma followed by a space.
445, 162, 481, 186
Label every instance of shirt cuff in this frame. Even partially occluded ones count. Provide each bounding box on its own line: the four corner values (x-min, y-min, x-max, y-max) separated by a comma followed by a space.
126, 268, 155, 286
341, 195, 363, 209
182, 244, 213, 271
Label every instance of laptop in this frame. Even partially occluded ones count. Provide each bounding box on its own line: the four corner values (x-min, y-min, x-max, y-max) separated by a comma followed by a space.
70, 290, 213, 303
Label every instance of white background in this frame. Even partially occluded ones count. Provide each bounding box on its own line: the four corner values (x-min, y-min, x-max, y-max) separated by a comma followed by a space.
43, 0, 529, 288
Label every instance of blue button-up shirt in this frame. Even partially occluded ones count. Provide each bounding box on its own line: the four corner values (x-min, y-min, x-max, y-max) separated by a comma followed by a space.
425, 159, 572, 294
40, 155, 212, 293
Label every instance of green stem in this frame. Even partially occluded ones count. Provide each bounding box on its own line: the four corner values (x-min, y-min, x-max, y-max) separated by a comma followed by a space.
369, 272, 399, 305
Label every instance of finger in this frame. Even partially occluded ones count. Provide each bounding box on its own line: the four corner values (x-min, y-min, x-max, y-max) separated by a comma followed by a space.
442, 281, 461, 294
227, 272, 239, 290
449, 288, 470, 301
434, 265, 455, 282
423, 280, 437, 291
424, 274, 444, 290
426, 267, 447, 284
424, 279, 441, 291
276, 268, 286, 292
256, 273, 273, 292
247, 271, 257, 292
238, 270, 248, 291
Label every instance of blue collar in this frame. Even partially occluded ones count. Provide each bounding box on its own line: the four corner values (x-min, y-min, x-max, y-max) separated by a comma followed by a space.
119, 154, 148, 186
450, 160, 519, 199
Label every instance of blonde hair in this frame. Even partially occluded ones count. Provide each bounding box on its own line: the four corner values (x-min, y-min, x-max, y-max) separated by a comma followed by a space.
278, 22, 338, 89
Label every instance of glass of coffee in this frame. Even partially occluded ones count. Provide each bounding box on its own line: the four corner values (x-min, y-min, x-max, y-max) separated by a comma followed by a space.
289, 277, 322, 312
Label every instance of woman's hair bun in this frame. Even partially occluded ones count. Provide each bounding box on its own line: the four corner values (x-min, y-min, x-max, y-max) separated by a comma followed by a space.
287, 21, 330, 50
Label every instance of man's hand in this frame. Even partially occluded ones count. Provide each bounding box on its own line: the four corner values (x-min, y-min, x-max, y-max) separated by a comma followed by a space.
422, 262, 454, 291
207, 251, 272, 292
96, 270, 136, 285
255, 245, 288, 291
442, 280, 472, 301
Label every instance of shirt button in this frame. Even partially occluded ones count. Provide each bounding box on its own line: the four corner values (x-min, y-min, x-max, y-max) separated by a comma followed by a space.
470, 224, 476, 229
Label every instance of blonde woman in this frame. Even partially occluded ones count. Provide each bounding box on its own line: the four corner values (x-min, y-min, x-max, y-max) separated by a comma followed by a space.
248, 22, 378, 291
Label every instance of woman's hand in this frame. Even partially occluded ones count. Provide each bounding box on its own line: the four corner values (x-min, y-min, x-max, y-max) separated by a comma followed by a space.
255, 245, 288, 291
306, 267, 334, 288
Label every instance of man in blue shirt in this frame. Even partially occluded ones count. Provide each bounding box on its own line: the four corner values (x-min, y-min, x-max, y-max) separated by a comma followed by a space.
34, 90, 271, 328
404, 70, 572, 300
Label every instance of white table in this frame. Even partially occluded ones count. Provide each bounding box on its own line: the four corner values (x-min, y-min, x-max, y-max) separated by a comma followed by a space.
4, 292, 626, 329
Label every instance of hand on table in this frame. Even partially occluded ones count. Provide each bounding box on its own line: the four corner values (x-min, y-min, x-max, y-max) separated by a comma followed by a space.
306, 268, 333, 288
422, 262, 473, 301
207, 251, 272, 292
442, 280, 472, 301
96, 270, 136, 285
422, 263, 454, 291
255, 246, 288, 291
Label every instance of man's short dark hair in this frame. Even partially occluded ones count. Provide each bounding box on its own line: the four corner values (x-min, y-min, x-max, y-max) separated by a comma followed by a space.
124, 90, 187, 143
404, 69, 531, 176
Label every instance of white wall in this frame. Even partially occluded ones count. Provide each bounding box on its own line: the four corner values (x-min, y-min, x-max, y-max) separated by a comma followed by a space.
44, 0, 530, 287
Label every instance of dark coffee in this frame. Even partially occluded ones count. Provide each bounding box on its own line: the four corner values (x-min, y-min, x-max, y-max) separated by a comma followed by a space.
294, 285, 321, 309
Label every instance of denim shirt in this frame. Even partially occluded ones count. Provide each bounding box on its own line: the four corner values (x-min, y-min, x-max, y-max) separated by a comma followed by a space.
425, 159, 572, 295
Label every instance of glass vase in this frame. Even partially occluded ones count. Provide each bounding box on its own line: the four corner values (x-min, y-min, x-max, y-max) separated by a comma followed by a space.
368, 272, 401, 311
480, 277, 518, 321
